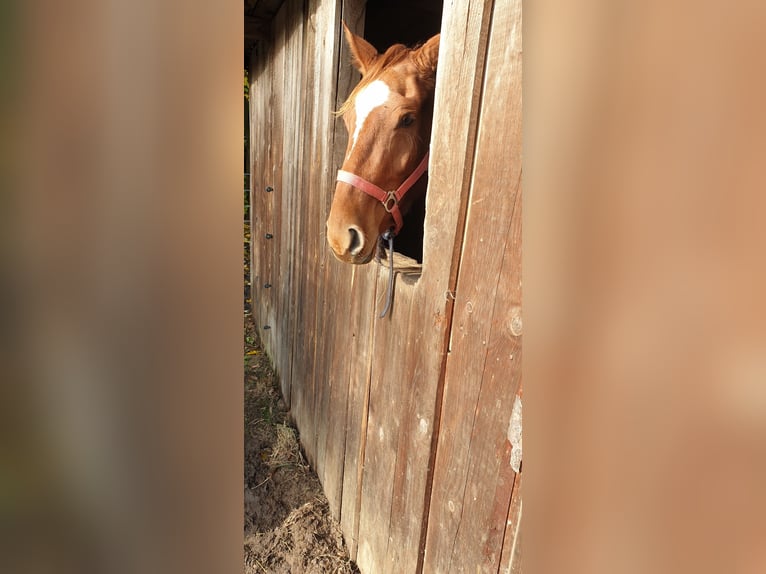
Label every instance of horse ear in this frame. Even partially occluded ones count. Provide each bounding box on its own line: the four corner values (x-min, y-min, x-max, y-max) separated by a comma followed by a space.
342, 21, 378, 75
415, 33, 440, 76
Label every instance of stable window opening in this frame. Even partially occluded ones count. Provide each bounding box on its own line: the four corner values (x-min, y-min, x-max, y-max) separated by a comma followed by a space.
364, 0, 443, 272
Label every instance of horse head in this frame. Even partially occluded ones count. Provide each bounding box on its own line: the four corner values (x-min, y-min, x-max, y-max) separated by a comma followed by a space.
326, 23, 440, 264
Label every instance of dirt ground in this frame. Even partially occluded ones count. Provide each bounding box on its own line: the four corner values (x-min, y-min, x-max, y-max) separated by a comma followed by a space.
244, 223, 359, 574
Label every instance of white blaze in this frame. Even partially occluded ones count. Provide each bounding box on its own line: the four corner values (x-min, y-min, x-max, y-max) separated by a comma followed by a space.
351, 79, 390, 153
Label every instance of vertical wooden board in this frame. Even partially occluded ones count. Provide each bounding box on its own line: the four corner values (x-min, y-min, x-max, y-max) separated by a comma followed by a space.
271, 7, 285, 386
304, 0, 342, 467
250, 48, 263, 327
307, 81, 331, 470
307, 2, 344, 470
315, 255, 355, 503
307, 268, 333, 470
420, 0, 494, 281
255, 23, 276, 361
319, 324, 350, 518
291, 0, 307, 395
258, 39, 274, 338
277, 0, 305, 405
424, 0, 522, 571
249, 48, 266, 323
309, 0, 342, 431
268, 4, 287, 392
277, 0, 292, 402
287, 0, 318, 457
333, 0, 376, 557
340, 263, 378, 558
322, 266, 379, 525
291, 0, 334, 467
349, 0, 499, 572
447, 227, 522, 572
253, 37, 278, 351
351, 0, 501, 570
318, 0, 377, 521
358, 273, 451, 574
498, 473, 522, 574
316, 160, 353, 508
384, 285, 443, 572
304, 162, 326, 468
309, 0, 361, 494
356, 277, 419, 574
308, 0, 374, 539
274, 3, 290, 397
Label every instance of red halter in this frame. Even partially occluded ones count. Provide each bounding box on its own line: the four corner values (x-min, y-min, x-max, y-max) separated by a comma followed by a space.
336, 151, 430, 236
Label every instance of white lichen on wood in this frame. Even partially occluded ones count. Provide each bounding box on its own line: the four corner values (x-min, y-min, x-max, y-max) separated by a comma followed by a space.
508, 395, 522, 472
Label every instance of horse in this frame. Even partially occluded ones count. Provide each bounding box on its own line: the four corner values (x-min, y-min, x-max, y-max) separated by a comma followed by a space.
326, 22, 440, 265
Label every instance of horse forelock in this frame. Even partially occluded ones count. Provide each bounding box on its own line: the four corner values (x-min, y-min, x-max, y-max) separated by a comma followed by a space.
337, 43, 433, 117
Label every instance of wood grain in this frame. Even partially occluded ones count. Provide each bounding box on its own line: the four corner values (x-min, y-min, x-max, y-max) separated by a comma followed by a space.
498, 473, 522, 574
287, 0, 314, 456
354, 0, 500, 569
423, 0, 523, 571
247, 0, 523, 571
317, 58, 355, 526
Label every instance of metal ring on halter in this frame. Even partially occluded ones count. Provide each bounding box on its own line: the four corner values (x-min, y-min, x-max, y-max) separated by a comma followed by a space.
383, 191, 398, 213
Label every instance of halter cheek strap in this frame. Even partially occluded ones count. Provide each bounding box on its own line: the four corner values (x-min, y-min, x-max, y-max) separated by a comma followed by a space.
336, 151, 430, 236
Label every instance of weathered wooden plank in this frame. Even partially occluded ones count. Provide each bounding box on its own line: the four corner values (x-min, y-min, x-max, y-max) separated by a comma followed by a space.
253, 18, 276, 361
305, 0, 371, 534
498, 472, 522, 574
312, 0, 354, 480
251, 31, 279, 356
349, 6, 424, 564
295, 0, 330, 469
287, 0, 316, 467
325, 1, 378, 558
339, 262, 378, 558
311, 0, 352, 518
267, 3, 287, 394
420, 0, 494, 285
445, 217, 522, 572
423, 0, 522, 571
354, 0, 500, 571
276, 0, 304, 406
249, 47, 267, 326
307, 0, 348, 480
356, 276, 418, 574
316, 232, 360, 510
384, 277, 441, 572
250, 45, 261, 324
313, 231, 343, 479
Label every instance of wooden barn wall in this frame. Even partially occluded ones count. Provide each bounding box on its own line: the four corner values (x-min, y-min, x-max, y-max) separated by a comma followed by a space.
248, 0, 522, 572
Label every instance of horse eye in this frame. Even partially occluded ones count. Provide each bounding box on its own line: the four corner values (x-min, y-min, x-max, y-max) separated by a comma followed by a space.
399, 114, 415, 127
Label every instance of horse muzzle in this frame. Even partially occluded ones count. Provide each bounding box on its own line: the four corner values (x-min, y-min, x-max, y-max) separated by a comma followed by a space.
326, 223, 375, 264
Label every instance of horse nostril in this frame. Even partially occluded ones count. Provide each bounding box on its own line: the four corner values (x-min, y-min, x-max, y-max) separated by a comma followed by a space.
348, 226, 364, 255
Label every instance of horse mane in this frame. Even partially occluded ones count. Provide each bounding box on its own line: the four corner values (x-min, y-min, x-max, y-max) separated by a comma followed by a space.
337, 42, 434, 116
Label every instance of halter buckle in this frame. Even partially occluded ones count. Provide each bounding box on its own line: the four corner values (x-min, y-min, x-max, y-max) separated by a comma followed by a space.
383, 191, 398, 213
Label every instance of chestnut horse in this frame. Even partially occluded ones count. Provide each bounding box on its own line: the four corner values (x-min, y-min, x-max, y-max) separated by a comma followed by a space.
326, 23, 440, 264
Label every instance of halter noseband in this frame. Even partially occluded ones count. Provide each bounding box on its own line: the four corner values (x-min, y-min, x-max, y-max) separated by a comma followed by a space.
336, 151, 430, 236
335, 151, 429, 318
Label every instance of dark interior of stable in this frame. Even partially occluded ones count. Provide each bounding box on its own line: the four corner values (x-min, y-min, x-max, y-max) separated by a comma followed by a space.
363, 0, 443, 264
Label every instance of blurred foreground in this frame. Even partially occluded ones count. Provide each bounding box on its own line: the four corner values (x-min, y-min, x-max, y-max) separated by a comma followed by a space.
2, 0, 766, 573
